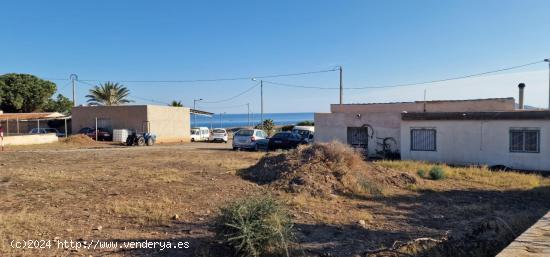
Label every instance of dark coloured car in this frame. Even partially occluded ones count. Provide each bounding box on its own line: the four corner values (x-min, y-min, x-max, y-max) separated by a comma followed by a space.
267, 132, 305, 151
78, 127, 112, 141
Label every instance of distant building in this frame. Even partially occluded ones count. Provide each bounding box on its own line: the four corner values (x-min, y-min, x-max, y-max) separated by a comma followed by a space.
314, 98, 515, 157
72, 105, 191, 143
401, 111, 550, 171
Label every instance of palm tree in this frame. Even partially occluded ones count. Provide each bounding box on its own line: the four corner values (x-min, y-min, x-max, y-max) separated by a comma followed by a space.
169, 100, 184, 107
86, 82, 132, 106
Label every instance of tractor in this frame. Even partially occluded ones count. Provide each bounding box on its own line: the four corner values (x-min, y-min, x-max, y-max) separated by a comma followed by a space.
126, 131, 157, 146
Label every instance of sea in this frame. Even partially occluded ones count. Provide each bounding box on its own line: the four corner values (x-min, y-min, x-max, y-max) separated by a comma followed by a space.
192, 112, 314, 129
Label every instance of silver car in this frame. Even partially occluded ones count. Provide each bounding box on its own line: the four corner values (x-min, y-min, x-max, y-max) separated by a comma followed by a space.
232, 129, 267, 150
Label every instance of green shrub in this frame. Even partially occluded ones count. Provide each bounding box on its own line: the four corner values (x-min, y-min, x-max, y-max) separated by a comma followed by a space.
296, 120, 314, 126
429, 166, 446, 180
417, 169, 426, 178
281, 125, 294, 132
215, 195, 293, 257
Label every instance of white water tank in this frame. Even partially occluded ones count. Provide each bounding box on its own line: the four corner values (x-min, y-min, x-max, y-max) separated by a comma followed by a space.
113, 129, 130, 143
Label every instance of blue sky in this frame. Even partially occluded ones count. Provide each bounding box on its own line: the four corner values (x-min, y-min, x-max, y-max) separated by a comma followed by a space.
1, 0, 549, 113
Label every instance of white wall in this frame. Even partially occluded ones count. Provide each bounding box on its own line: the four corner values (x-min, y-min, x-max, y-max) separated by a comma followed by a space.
2, 134, 59, 146
400, 120, 550, 171
315, 99, 515, 156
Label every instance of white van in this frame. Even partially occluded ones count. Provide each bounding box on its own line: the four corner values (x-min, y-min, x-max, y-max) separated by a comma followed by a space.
191, 127, 210, 142
292, 126, 315, 143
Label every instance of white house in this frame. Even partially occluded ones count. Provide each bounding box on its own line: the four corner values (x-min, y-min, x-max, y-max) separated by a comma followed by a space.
314, 98, 515, 157
400, 111, 550, 171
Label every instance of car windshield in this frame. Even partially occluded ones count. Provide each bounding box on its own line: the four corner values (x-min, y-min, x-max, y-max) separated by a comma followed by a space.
213, 129, 225, 133
293, 130, 310, 137
235, 130, 254, 136
191, 129, 199, 135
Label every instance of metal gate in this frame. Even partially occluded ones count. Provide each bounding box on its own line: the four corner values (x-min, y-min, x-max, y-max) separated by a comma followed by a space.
347, 127, 369, 150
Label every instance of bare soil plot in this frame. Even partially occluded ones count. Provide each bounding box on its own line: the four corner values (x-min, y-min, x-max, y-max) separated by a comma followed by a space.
0, 142, 549, 257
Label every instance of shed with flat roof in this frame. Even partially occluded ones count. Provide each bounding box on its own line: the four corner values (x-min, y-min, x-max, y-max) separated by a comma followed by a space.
72, 105, 191, 143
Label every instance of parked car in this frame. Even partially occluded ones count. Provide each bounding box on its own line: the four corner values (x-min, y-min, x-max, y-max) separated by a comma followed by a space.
291, 126, 315, 143
232, 129, 268, 150
191, 127, 210, 142
78, 127, 112, 141
267, 132, 306, 150
209, 128, 228, 143
29, 128, 65, 137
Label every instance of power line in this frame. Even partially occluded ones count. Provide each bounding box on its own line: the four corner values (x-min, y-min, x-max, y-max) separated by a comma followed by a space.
353, 60, 544, 89
266, 60, 545, 90
200, 82, 260, 103
45, 68, 337, 83
196, 103, 249, 109
263, 80, 337, 90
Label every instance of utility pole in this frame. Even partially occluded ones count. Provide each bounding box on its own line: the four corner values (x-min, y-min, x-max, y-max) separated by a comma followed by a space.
193, 98, 203, 128
252, 78, 264, 130
545, 59, 550, 109
70, 74, 78, 107
339, 66, 343, 104
247, 103, 250, 127
260, 80, 264, 130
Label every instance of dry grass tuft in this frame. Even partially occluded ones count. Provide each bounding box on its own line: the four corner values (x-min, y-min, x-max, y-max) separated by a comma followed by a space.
107, 197, 176, 226
377, 160, 547, 190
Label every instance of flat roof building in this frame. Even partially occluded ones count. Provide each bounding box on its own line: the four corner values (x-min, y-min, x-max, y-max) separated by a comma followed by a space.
314, 98, 515, 158
401, 110, 550, 171
72, 105, 191, 143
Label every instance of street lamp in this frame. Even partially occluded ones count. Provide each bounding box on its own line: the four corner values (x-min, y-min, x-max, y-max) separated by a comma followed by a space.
545, 59, 550, 109
219, 112, 226, 128
193, 98, 203, 127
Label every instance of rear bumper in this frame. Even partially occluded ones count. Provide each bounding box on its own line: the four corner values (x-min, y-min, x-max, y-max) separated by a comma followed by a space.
232, 142, 256, 149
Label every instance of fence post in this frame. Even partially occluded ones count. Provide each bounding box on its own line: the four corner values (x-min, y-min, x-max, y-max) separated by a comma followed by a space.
64, 118, 68, 138
5, 119, 7, 135
16, 118, 19, 134
95, 117, 98, 141
37, 119, 40, 130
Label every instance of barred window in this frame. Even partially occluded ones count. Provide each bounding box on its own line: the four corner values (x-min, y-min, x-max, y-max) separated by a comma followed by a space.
510, 129, 540, 153
411, 129, 436, 151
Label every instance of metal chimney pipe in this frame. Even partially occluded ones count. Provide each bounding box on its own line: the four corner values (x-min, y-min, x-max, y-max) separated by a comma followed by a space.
518, 83, 526, 110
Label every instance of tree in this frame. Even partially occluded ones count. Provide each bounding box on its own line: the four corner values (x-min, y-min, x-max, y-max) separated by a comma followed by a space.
0, 73, 57, 112
255, 119, 275, 135
86, 82, 132, 106
44, 94, 73, 114
296, 120, 314, 126
169, 100, 184, 107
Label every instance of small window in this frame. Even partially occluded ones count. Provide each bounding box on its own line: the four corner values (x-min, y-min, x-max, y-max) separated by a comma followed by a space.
510, 129, 540, 153
410, 128, 436, 151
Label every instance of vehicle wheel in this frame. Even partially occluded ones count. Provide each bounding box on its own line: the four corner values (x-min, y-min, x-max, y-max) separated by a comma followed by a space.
191, 138, 195, 142
137, 137, 146, 146
126, 137, 133, 146
146, 137, 154, 146
224, 140, 227, 144
233, 147, 238, 151
254, 144, 259, 151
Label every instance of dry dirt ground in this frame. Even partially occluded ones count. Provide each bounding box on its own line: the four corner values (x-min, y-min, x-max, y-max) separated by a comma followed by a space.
0, 141, 549, 257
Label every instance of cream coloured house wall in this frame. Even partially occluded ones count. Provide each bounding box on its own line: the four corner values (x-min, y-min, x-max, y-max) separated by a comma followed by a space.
72, 105, 190, 143
315, 98, 515, 156
400, 120, 550, 171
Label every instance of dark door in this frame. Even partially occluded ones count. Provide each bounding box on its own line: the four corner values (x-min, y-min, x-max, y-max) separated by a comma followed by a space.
347, 127, 369, 150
